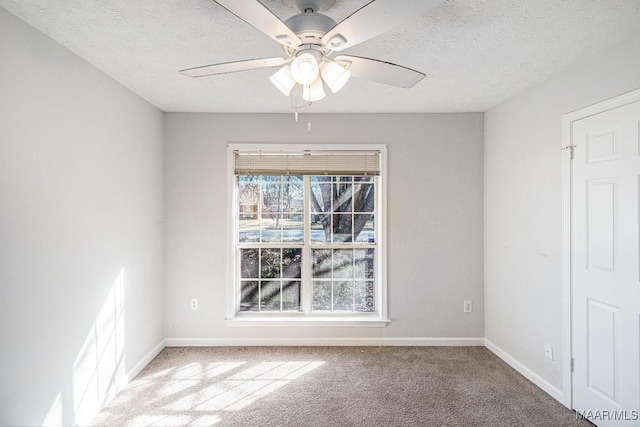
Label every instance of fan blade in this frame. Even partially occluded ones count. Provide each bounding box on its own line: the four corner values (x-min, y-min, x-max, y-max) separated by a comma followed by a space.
322, 0, 443, 51
214, 0, 302, 48
334, 55, 425, 88
180, 57, 287, 78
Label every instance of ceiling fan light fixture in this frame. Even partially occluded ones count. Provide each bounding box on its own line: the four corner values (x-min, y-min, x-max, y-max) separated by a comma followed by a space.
302, 77, 325, 102
270, 65, 296, 96
321, 61, 351, 93
291, 52, 320, 85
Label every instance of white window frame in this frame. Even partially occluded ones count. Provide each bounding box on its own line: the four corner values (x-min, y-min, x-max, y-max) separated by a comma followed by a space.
226, 143, 389, 327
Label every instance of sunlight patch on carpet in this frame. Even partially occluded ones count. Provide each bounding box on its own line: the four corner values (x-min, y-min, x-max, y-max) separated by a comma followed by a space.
160, 361, 324, 413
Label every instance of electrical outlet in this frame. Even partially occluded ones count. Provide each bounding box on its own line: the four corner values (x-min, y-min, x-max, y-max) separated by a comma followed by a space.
190, 298, 199, 311
463, 300, 472, 313
544, 343, 554, 360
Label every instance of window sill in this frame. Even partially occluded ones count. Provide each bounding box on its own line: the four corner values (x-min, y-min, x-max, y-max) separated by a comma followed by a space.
226, 315, 390, 328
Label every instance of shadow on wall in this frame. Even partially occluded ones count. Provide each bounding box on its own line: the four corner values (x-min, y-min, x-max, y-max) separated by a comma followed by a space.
41, 268, 127, 426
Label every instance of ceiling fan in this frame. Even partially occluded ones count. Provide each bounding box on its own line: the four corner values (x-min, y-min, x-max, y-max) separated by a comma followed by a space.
180, 0, 443, 105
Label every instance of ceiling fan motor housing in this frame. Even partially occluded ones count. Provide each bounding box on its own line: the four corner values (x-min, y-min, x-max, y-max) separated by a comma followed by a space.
284, 12, 336, 49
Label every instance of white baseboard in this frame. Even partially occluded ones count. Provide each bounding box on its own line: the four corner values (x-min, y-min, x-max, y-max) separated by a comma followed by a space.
484, 338, 564, 404
126, 339, 166, 382
164, 337, 485, 347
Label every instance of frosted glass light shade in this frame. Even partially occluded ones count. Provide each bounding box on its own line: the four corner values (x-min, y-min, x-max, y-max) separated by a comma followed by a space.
302, 78, 325, 102
270, 65, 296, 96
291, 53, 320, 85
321, 61, 351, 93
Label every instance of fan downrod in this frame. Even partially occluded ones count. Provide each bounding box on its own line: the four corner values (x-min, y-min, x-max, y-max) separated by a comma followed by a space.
293, 0, 335, 13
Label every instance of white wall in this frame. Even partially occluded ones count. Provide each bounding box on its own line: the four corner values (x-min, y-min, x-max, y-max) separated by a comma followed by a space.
164, 113, 484, 342
0, 8, 164, 426
484, 35, 640, 393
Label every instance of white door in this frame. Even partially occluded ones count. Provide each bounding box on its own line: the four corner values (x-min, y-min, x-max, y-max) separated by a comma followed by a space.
572, 100, 640, 426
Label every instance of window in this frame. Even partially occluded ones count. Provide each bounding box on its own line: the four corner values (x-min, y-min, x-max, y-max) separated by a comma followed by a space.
228, 145, 388, 326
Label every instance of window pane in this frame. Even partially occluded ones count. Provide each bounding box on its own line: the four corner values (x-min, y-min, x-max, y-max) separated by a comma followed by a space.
239, 180, 260, 204
282, 213, 303, 243
312, 281, 331, 311
260, 281, 281, 311
355, 214, 374, 243
282, 280, 301, 311
311, 177, 331, 213
354, 249, 375, 279
333, 281, 353, 311
333, 178, 353, 212
261, 249, 281, 279
332, 213, 353, 242
282, 248, 302, 278
353, 181, 374, 213
260, 214, 282, 242
311, 214, 329, 242
311, 175, 332, 184
333, 249, 353, 279
354, 281, 375, 312
240, 249, 259, 278
312, 249, 332, 278
282, 177, 303, 212
239, 215, 260, 242
240, 281, 259, 311
261, 177, 281, 212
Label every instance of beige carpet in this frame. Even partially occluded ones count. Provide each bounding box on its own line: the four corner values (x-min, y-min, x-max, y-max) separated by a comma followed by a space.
92, 346, 592, 426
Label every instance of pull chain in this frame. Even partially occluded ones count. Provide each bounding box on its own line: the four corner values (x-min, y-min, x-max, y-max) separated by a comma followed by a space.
307, 98, 312, 133
291, 85, 299, 123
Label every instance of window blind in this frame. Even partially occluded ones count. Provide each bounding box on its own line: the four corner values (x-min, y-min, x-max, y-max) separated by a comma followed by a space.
234, 150, 380, 176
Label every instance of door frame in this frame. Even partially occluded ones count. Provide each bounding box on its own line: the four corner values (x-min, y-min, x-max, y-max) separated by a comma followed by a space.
561, 87, 640, 409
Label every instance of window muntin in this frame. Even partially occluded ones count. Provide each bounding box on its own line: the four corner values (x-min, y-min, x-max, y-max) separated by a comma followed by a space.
239, 248, 302, 312
238, 175, 304, 243
311, 248, 375, 312
310, 176, 375, 243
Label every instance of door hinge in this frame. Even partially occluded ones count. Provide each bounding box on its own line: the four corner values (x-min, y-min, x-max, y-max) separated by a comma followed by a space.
571, 358, 575, 372
561, 145, 575, 159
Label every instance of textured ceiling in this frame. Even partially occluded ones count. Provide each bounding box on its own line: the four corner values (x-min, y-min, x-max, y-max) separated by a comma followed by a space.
2, 0, 640, 113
